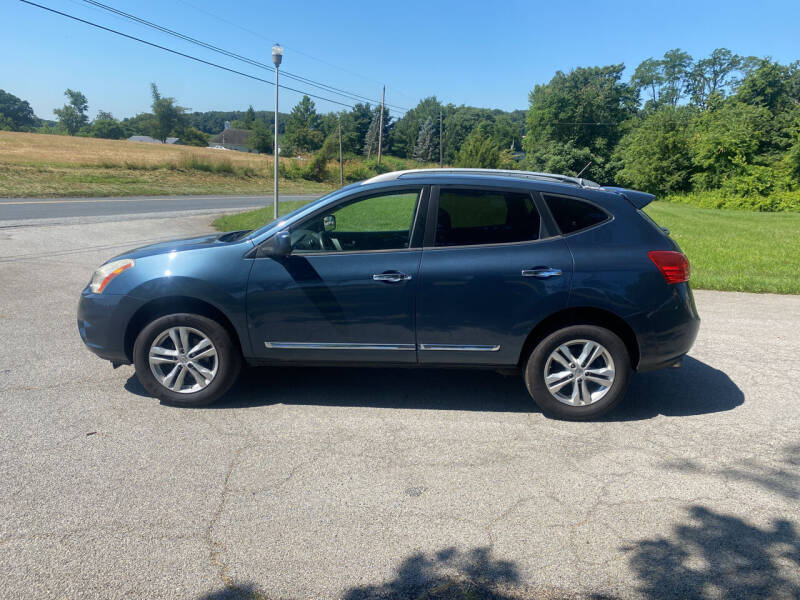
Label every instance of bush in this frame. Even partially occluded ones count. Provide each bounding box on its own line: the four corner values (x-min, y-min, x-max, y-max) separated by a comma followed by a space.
663, 189, 800, 212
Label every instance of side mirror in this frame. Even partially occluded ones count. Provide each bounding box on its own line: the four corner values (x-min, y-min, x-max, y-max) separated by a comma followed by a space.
259, 230, 291, 257
323, 215, 336, 232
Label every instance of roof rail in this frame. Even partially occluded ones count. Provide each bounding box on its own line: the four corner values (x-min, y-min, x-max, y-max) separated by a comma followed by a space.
363, 168, 603, 188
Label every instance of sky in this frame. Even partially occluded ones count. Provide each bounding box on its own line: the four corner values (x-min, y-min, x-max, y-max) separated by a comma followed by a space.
3, 0, 800, 122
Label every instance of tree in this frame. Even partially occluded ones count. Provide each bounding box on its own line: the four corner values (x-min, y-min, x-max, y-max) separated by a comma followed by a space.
150, 83, 188, 142
247, 120, 274, 154
390, 96, 442, 158
686, 48, 743, 108
285, 95, 323, 152
454, 123, 500, 168
413, 117, 437, 162
90, 111, 125, 139
689, 100, 771, 189
179, 126, 209, 147
362, 107, 390, 158
339, 103, 374, 153
305, 134, 338, 181
614, 106, 695, 194
524, 64, 634, 181
0, 90, 36, 131
244, 105, 256, 128
631, 58, 666, 108
53, 89, 89, 135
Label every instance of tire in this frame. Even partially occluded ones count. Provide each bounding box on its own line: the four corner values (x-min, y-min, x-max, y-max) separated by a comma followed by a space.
524, 325, 630, 420
133, 313, 241, 407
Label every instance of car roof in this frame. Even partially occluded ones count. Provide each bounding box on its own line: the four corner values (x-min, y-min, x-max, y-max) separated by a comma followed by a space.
363, 168, 603, 190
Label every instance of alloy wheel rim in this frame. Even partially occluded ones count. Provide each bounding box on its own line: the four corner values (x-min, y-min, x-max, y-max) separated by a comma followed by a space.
543, 339, 615, 406
148, 326, 218, 394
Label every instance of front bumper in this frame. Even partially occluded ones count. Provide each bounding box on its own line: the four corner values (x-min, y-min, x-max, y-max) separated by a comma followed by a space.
77, 289, 144, 364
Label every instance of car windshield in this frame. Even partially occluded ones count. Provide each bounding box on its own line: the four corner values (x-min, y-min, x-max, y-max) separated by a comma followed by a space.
246, 186, 358, 239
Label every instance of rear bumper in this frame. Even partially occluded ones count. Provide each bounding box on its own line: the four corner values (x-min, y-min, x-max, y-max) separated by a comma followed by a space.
77, 289, 142, 364
628, 283, 700, 372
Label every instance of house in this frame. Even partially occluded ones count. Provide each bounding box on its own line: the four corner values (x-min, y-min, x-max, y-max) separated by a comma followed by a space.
208, 128, 252, 152
127, 135, 181, 144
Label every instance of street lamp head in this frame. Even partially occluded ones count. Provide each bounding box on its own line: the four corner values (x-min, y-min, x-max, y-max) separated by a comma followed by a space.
271, 44, 283, 67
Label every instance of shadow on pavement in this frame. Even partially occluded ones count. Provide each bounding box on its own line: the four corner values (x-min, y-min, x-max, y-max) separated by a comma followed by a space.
663, 444, 800, 500
625, 505, 800, 599
125, 356, 742, 420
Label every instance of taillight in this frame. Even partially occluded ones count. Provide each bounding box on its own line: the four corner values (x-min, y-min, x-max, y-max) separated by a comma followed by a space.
648, 251, 690, 284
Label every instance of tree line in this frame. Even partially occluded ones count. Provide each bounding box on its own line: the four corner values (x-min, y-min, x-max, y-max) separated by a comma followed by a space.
2, 46, 798, 206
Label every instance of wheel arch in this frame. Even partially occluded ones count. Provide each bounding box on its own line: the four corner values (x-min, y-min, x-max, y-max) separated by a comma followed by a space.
518, 307, 640, 369
124, 296, 244, 362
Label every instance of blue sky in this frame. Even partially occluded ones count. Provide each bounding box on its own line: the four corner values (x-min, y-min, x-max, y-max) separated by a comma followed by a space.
3, 0, 799, 122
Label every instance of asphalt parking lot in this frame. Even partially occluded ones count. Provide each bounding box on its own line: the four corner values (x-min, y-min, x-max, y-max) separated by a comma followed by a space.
1, 212, 798, 599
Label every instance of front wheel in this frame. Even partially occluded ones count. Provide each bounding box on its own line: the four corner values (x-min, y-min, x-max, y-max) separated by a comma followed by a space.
133, 313, 241, 407
524, 325, 631, 420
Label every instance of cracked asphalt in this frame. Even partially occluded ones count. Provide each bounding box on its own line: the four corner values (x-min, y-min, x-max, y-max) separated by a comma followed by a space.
1, 213, 798, 599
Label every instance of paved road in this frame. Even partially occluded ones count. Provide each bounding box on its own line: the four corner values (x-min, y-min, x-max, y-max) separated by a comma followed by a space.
0, 194, 318, 221
1, 213, 798, 599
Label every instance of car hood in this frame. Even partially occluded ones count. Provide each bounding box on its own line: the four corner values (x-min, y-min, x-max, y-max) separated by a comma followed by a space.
112, 230, 253, 261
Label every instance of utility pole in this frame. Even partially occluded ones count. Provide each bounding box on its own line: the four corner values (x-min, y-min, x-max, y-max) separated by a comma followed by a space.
377, 85, 385, 166
272, 44, 283, 221
338, 122, 343, 188
439, 108, 443, 168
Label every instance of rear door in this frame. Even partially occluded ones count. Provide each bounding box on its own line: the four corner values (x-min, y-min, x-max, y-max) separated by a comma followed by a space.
416, 185, 573, 366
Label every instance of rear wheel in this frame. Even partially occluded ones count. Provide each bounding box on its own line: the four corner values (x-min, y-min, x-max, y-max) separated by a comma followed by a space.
524, 325, 630, 420
133, 313, 241, 407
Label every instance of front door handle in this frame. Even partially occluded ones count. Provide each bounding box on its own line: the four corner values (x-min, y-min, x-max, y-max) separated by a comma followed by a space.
373, 272, 412, 283
521, 267, 562, 278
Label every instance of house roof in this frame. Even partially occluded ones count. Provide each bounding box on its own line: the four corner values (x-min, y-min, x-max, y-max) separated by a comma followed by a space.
127, 136, 180, 144
209, 128, 251, 146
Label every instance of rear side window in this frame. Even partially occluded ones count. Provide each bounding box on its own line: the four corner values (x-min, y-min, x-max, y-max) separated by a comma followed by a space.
544, 194, 608, 234
435, 189, 541, 247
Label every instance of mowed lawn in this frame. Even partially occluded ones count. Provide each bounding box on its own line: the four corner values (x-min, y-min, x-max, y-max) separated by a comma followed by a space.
215, 199, 800, 295
645, 202, 800, 294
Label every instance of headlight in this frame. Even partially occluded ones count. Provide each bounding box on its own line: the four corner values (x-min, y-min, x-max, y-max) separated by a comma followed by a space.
90, 259, 135, 294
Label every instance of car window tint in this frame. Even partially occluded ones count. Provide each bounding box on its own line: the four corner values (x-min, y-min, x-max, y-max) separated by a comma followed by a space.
435, 189, 540, 247
291, 190, 420, 253
544, 194, 608, 234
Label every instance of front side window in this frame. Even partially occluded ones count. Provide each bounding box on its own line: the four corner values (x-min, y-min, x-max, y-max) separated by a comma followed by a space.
544, 194, 609, 235
290, 189, 420, 253
435, 188, 541, 247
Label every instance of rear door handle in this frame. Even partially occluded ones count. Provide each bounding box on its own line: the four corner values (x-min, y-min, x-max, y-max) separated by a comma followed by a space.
373, 272, 412, 283
521, 267, 562, 278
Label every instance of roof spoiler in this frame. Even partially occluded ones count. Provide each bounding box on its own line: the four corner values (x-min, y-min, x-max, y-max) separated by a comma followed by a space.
603, 187, 655, 209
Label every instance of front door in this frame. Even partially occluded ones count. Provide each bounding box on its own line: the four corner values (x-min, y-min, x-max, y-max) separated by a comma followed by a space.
246, 187, 425, 363
416, 186, 573, 366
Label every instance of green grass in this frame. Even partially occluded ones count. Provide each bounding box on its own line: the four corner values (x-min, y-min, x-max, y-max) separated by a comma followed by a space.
214, 198, 800, 295
645, 202, 800, 294
213, 200, 313, 231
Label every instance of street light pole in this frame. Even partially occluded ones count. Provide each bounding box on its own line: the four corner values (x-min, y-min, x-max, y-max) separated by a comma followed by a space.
272, 44, 283, 221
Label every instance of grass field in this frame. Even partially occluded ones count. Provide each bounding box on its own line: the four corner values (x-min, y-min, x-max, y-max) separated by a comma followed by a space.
644, 202, 800, 294
0, 131, 330, 197
214, 199, 800, 295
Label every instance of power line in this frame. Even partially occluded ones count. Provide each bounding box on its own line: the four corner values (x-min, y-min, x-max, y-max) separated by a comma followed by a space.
19, 0, 359, 109
79, 0, 409, 112
173, 0, 416, 103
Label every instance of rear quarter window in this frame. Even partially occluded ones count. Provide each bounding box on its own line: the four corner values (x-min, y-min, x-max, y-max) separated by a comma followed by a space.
544, 194, 609, 235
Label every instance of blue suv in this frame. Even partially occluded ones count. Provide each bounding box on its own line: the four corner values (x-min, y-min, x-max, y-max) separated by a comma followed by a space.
78, 169, 699, 419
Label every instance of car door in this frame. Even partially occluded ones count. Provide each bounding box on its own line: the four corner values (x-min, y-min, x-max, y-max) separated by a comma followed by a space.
246, 186, 427, 364
416, 185, 573, 366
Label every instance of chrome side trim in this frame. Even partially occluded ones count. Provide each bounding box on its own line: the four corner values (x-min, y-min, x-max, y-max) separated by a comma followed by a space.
418, 344, 501, 352
264, 342, 415, 351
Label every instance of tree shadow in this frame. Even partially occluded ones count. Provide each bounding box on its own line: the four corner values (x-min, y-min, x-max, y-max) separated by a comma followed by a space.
662, 444, 800, 500
625, 505, 800, 599
192, 547, 525, 600
343, 546, 521, 600
125, 356, 742, 421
